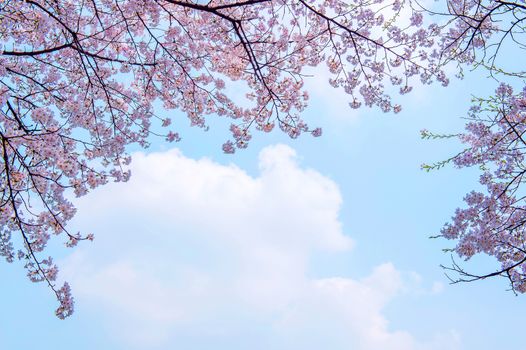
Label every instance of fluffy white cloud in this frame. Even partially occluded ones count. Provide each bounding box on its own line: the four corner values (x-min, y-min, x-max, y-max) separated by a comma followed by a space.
62, 145, 459, 349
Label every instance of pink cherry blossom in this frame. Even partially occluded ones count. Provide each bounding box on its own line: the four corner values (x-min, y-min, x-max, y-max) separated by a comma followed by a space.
1, 0, 454, 317
427, 83, 526, 293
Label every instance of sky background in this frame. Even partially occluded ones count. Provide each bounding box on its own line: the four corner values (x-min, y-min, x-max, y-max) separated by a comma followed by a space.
2, 29, 526, 350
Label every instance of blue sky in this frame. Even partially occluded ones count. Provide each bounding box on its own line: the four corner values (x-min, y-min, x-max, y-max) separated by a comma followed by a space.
2, 53, 526, 349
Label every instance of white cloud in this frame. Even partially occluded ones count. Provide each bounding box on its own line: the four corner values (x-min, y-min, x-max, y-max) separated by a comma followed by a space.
62, 144, 459, 349
431, 281, 445, 295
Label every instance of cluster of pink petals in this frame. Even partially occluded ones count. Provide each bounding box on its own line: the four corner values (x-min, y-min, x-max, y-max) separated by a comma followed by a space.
442, 84, 526, 292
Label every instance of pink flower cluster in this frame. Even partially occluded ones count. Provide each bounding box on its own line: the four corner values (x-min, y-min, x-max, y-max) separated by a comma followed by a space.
438, 0, 525, 78
441, 83, 526, 292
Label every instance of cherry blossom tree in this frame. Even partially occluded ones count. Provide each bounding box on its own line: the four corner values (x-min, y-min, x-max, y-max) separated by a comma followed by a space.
423, 85, 526, 292
436, 0, 526, 77
1, 0, 451, 318
424, 0, 526, 292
